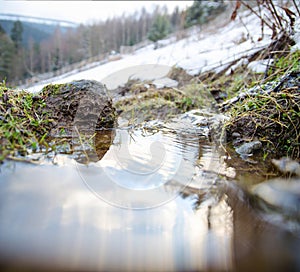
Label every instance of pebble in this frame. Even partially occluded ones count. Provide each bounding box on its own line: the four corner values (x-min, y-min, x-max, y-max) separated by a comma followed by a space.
235, 140, 262, 156
232, 132, 241, 138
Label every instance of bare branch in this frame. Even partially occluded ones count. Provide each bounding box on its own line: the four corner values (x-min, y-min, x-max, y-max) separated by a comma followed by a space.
292, 0, 300, 16
240, 1, 273, 29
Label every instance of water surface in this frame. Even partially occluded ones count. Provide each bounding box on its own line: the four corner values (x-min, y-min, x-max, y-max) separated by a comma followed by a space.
0, 114, 299, 271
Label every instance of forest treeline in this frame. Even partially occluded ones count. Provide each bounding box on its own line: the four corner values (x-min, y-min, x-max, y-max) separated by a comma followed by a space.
0, 0, 226, 85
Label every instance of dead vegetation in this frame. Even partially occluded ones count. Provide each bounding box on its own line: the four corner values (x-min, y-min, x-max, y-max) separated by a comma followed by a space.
115, 86, 198, 123
231, 0, 299, 40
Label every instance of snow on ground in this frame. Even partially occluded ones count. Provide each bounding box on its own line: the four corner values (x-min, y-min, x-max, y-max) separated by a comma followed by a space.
247, 59, 274, 74
27, 9, 276, 93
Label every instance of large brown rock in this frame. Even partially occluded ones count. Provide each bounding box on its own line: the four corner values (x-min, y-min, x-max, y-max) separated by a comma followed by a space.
40, 80, 116, 136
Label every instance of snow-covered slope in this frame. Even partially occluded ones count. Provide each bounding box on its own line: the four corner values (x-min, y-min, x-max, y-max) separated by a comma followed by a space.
26, 8, 299, 93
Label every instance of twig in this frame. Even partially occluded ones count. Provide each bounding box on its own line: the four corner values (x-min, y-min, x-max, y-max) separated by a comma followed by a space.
240, 0, 273, 29
267, 0, 283, 29
292, 0, 300, 16
237, 13, 253, 42
257, 0, 264, 40
7, 155, 41, 164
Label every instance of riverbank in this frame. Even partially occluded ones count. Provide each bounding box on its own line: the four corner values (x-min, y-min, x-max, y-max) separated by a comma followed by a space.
1, 49, 299, 165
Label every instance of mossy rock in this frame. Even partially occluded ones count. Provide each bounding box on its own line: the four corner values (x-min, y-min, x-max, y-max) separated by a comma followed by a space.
0, 80, 116, 163
40, 80, 116, 135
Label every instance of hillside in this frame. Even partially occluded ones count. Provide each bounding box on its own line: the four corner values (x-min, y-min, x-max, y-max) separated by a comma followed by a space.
0, 14, 77, 47
26, 5, 300, 93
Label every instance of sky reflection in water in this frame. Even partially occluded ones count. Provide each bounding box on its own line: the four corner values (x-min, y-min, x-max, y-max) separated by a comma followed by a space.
0, 125, 299, 271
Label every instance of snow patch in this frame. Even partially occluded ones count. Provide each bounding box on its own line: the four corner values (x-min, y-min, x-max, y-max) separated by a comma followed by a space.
248, 59, 274, 74
152, 78, 178, 89
26, 7, 293, 93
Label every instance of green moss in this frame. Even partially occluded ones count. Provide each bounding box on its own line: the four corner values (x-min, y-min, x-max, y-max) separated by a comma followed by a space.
1, 80, 116, 163
222, 50, 300, 162
267, 50, 300, 79
40, 83, 64, 97
0, 83, 54, 162
225, 77, 299, 159
181, 82, 214, 107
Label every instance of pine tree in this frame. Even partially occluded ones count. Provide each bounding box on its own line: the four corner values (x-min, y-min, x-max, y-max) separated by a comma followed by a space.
185, 0, 226, 28
0, 24, 6, 35
185, 0, 205, 28
10, 20, 23, 50
147, 14, 171, 42
0, 32, 14, 82
171, 6, 181, 31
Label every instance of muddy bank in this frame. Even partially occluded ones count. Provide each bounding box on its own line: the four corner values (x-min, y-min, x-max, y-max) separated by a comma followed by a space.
224, 71, 300, 161
0, 80, 116, 163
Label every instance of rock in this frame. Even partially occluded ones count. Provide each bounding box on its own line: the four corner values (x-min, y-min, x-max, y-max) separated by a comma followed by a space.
40, 80, 116, 135
152, 77, 178, 89
235, 140, 262, 156
232, 132, 241, 138
167, 67, 193, 87
210, 89, 227, 103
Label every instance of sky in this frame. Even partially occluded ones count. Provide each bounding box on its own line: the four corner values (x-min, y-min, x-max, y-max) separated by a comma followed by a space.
0, 1, 193, 24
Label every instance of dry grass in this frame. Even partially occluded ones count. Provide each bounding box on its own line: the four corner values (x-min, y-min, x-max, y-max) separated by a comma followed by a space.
226, 73, 300, 160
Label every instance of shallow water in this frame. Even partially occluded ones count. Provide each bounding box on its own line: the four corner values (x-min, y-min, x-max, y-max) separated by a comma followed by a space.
0, 113, 300, 271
